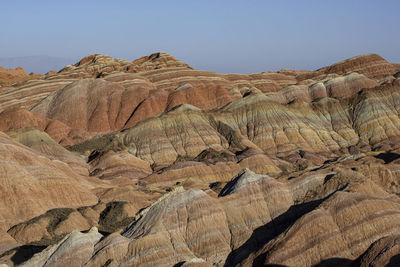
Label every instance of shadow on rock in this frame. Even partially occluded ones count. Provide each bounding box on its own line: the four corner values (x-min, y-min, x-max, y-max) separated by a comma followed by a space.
374, 152, 400, 164
388, 254, 400, 267
9, 245, 46, 265
224, 198, 325, 266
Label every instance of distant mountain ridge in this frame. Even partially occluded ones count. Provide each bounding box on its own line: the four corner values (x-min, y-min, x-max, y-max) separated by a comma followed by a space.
0, 55, 77, 73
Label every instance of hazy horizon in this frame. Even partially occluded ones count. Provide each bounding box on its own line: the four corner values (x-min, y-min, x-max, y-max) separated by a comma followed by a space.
2, 0, 399, 73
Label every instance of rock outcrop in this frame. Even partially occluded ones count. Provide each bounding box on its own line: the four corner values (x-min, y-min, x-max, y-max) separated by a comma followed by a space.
0, 67, 41, 87
245, 191, 400, 267
0, 132, 97, 231
20, 227, 102, 267
298, 54, 400, 80
356, 235, 400, 267
1, 53, 400, 266
128, 52, 192, 72
75, 169, 295, 266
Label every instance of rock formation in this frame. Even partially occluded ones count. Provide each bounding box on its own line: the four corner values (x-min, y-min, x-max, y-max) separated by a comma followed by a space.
1, 52, 400, 266
0, 67, 41, 87
356, 235, 400, 267
19, 227, 102, 267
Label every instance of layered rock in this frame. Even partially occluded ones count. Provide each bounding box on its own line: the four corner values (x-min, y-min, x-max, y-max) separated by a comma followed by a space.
0, 231, 18, 256
87, 187, 231, 266
0, 67, 29, 87
1, 53, 400, 266
298, 54, 400, 80
67, 169, 294, 266
7, 208, 92, 245
64, 78, 400, 176
128, 52, 192, 72
6, 127, 88, 175
244, 191, 400, 267
0, 131, 97, 231
356, 235, 400, 267
3, 143, 400, 266
31, 78, 154, 133
58, 54, 133, 79
88, 150, 152, 181
0, 108, 89, 146
70, 95, 348, 167
20, 227, 102, 267
2, 52, 397, 148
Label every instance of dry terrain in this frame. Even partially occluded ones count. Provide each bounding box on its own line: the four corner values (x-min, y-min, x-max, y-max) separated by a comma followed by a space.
0, 52, 400, 266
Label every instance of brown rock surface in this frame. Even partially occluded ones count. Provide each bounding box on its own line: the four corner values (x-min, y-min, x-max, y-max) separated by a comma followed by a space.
128, 52, 192, 72
0, 67, 41, 87
298, 54, 400, 80
2, 52, 396, 147
0, 232, 18, 256
19, 227, 102, 267
356, 235, 400, 267
31, 78, 153, 133
248, 192, 400, 266
0, 131, 97, 231
7, 209, 91, 245
88, 150, 152, 181
6, 127, 88, 175
79, 170, 295, 266
1, 53, 400, 266
0, 67, 28, 79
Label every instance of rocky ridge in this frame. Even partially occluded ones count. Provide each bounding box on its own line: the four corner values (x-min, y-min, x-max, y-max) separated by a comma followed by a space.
0, 53, 400, 266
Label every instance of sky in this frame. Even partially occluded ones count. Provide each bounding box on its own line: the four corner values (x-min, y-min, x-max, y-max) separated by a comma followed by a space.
1, 0, 399, 73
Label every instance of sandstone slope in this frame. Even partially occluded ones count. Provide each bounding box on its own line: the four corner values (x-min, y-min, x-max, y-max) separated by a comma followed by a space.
0, 53, 400, 266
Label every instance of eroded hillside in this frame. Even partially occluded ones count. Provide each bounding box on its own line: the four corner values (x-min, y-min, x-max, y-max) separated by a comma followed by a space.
1, 53, 400, 266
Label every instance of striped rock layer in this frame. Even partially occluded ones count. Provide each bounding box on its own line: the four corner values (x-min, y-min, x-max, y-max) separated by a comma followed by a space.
2, 53, 398, 147
0, 53, 400, 266
18, 163, 400, 266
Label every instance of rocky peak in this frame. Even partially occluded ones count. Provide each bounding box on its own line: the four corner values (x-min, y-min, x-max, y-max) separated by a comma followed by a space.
128, 52, 192, 72
219, 168, 269, 196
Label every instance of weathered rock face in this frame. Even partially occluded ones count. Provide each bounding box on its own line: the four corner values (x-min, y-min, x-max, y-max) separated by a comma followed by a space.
1, 53, 400, 266
31, 78, 154, 133
0, 67, 28, 79
0, 67, 41, 87
0, 108, 91, 146
20, 227, 102, 267
248, 192, 400, 267
0, 231, 18, 256
1, 52, 397, 148
58, 54, 133, 79
0, 132, 97, 231
6, 127, 88, 175
0, 108, 47, 132
65, 77, 400, 174
88, 150, 152, 181
298, 53, 400, 80
356, 235, 400, 267
7, 208, 92, 245
128, 52, 193, 72
75, 169, 295, 267
120, 187, 231, 266
22, 155, 399, 267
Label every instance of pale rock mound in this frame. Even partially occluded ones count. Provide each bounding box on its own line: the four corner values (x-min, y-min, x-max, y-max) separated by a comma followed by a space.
20, 227, 102, 267
128, 52, 192, 72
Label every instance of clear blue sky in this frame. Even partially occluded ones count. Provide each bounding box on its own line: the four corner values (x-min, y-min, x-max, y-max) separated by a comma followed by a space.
1, 0, 399, 73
